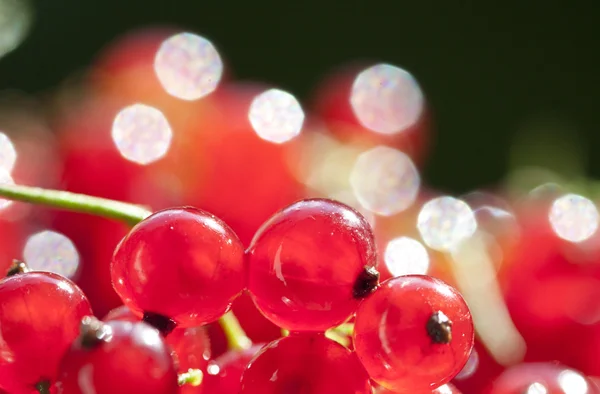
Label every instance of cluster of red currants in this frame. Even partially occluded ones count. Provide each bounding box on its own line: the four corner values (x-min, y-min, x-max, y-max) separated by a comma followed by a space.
3, 26, 600, 394
0, 198, 474, 393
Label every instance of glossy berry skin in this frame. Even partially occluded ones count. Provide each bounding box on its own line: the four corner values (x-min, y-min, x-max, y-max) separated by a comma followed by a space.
111, 207, 245, 328
485, 363, 600, 394
206, 292, 281, 359
354, 275, 474, 392
0, 272, 93, 394
199, 344, 263, 394
56, 320, 178, 394
246, 198, 378, 331
103, 305, 211, 373
240, 333, 372, 394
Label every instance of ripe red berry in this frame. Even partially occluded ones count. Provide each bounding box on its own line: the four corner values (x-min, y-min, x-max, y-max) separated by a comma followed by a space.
246, 198, 378, 331
103, 305, 211, 373
111, 207, 245, 332
0, 271, 93, 393
167, 325, 211, 372
484, 362, 600, 394
199, 344, 263, 394
240, 333, 372, 394
56, 317, 178, 394
354, 275, 474, 392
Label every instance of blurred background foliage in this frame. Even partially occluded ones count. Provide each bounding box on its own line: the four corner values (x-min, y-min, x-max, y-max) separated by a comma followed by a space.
0, 0, 597, 192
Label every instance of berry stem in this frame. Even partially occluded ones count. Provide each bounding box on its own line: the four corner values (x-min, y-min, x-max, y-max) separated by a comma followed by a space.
0, 183, 253, 352
178, 369, 203, 387
35, 381, 50, 394
219, 311, 252, 351
0, 183, 151, 226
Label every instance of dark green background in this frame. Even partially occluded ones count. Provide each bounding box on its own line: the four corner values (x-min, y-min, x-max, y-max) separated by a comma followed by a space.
0, 0, 597, 193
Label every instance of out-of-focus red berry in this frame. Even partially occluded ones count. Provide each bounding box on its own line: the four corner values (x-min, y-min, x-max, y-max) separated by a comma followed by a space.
240, 333, 372, 394
197, 344, 263, 394
452, 339, 505, 394
179, 83, 306, 245
484, 362, 599, 394
311, 63, 431, 166
500, 196, 600, 375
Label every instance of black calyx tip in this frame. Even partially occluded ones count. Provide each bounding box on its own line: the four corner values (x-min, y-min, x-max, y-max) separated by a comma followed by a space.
6, 260, 31, 277
79, 316, 112, 349
143, 311, 177, 336
353, 266, 380, 299
426, 311, 453, 344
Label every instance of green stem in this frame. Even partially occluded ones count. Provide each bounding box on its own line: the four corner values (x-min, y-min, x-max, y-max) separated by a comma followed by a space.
35, 381, 50, 394
0, 183, 151, 226
0, 182, 254, 352
178, 369, 203, 387
219, 311, 252, 351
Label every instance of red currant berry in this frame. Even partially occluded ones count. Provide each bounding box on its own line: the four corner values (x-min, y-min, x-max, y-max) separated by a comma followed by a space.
167, 325, 211, 372
240, 333, 372, 394
56, 317, 178, 394
0, 271, 93, 393
485, 363, 600, 394
354, 275, 474, 392
111, 207, 245, 331
200, 344, 263, 394
103, 305, 211, 373
246, 198, 378, 331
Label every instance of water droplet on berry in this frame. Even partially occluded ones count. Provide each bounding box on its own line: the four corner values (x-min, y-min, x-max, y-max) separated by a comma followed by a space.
417, 196, 477, 252
0, 167, 15, 210
350, 63, 424, 135
248, 88, 305, 144
0, 132, 16, 173
23, 230, 80, 278
350, 146, 420, 216
111, 103, 173, 165
557, 369, 589, 394
549, 193, 599, 243
384, 236, 430, 277
0, 0, 32, 59
154, 32, 223, 100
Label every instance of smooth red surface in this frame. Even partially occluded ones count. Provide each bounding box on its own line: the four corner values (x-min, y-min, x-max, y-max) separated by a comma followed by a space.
197, 344, 263, 394
51, 94, 169, 317
500, 199, 600, 375
56, 321, 178, 394
451, 339, 504, 394
168, 326, 211, 372
484, 363, 599, 394
246, 198, 377, 331
111, 207, 245, 327
240, 333, 372, 394
0, 272, 93, 393
181, 83, 306, 245
354, 275, 474, 392
103, 305, 212, 373
205, 291, 281, 359
377, 383, 462, 393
